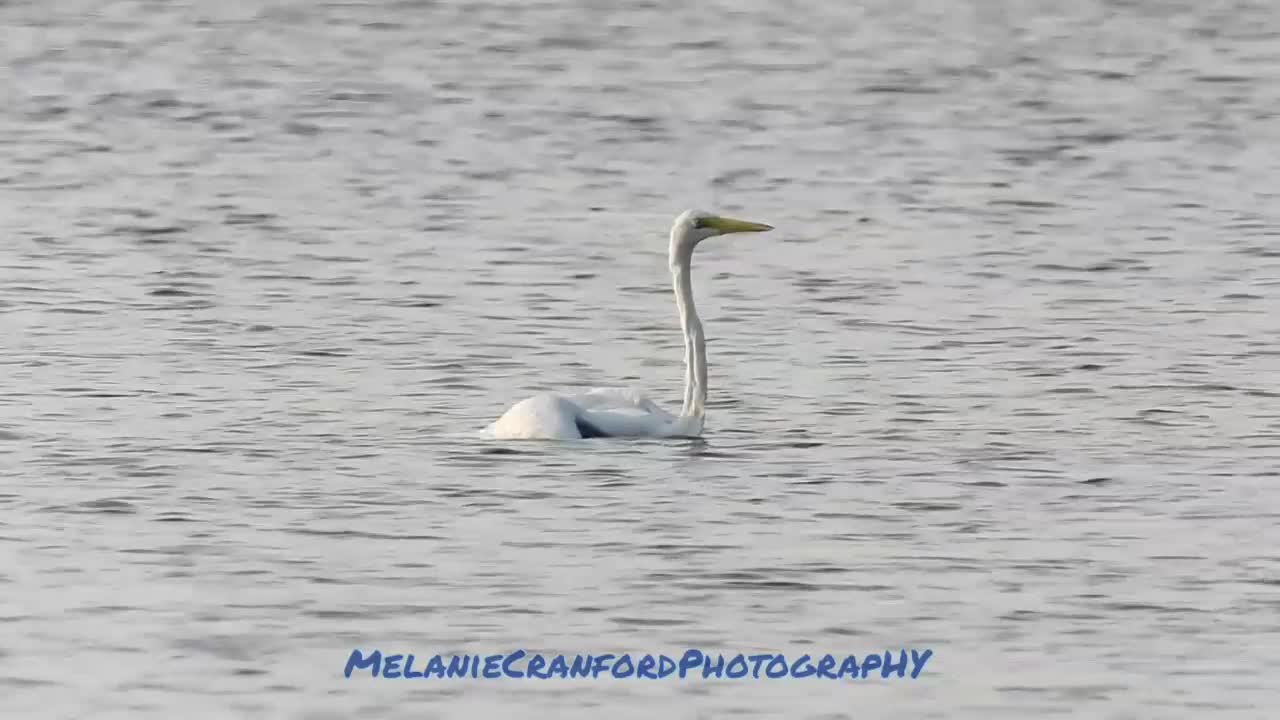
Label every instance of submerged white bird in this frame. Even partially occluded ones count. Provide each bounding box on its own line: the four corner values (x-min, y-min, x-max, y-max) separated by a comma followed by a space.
485, 209, 773, 440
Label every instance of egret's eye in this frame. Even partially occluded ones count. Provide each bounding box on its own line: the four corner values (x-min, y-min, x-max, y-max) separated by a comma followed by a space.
693, 217, 708, 228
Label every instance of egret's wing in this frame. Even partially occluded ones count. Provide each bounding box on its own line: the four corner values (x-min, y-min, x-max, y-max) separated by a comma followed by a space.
574, 406, 677, 438
557, 387, 681, 438
486, 389, 695, 440
567, 387, 675, 419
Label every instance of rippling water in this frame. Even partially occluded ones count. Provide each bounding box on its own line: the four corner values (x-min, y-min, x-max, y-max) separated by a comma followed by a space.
4, 0, 1280, 717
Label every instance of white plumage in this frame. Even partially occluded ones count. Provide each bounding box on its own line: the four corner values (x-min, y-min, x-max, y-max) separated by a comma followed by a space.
484, 209, 773, 440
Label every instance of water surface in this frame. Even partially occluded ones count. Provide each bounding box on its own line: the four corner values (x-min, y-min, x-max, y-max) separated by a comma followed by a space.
3, 0, 1279, 717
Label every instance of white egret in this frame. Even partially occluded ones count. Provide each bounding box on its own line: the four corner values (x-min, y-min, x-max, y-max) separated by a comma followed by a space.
484, 209, 773, 440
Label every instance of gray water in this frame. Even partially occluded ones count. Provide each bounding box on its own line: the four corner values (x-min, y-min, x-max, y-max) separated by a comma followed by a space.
3, 0, 1280, 717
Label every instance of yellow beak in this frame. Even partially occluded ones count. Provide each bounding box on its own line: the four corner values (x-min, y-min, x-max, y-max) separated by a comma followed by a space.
701, 215, 773, 234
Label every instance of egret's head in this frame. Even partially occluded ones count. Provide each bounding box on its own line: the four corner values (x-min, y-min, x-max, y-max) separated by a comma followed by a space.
669, 209, 773, 265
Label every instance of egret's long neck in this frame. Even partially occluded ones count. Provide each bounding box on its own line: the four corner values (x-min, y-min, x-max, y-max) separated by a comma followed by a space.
670, 244, 706, 419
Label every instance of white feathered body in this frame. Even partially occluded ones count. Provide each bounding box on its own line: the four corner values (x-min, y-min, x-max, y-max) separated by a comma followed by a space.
484, 209, 770, 441
484, 388, 702, 440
